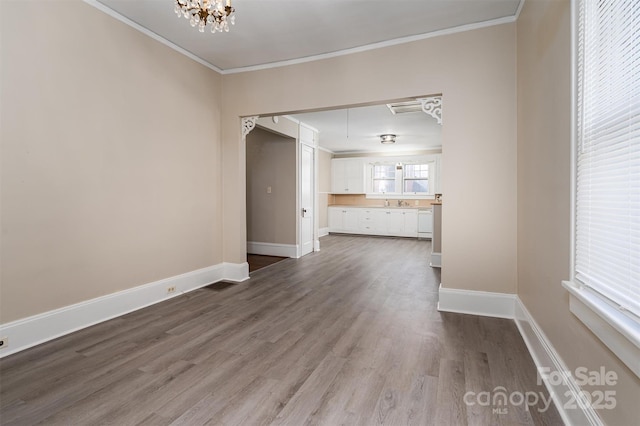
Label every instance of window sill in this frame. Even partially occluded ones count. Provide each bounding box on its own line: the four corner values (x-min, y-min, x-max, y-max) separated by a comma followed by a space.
562, 280, 640, 378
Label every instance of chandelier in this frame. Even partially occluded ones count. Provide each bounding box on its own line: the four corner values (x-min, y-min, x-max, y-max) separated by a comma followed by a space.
174, 0, 235, 33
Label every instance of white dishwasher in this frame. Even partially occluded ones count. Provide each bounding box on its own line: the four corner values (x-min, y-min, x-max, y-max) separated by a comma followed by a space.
418, 209, 433, 239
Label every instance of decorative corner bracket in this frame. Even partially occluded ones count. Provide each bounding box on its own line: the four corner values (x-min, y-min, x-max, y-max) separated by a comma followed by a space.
241, 116, 259, 137
419, 96, 442, 125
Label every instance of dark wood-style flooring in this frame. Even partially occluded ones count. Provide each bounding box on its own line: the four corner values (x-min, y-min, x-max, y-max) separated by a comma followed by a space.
247, 254, 287, 273
0, 235, 561, 425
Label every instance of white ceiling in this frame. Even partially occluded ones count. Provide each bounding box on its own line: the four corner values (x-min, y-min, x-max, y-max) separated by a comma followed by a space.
93, 0, 521, 73
290, 103, 442, 153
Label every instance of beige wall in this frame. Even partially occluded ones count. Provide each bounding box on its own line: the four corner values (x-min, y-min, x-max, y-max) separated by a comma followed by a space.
317, 149, 332, 229
516, 1, 639, 424
246, 127, 296, 245
221, 23, 518, 294
0, 1, 223, 322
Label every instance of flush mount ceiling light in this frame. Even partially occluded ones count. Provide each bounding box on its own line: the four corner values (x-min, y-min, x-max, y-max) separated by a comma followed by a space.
175, 0, 235, 33
380, 134, 396, 144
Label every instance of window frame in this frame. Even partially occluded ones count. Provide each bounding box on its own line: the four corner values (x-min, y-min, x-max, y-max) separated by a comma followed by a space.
371, 163, 400, 195
365, 154, 441, 199
564, 0, 640, 378
402, 163, 431, 195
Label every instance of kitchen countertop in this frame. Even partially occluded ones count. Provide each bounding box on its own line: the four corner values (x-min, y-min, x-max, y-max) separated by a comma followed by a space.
329, 205, 432, 211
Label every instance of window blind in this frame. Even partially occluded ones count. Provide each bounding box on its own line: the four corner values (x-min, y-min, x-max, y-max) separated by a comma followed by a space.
575, 0, 640, 317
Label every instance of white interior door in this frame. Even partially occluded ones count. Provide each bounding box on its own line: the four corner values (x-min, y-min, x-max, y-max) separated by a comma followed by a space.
300, 144, 314, 256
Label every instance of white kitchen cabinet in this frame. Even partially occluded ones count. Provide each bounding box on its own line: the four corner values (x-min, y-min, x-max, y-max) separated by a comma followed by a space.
328, 207, 360, 233
385, 209, 418, 237
329, 207, 418, 237
344, 209, 359, 231
403, 210, 418, 235
328, 207, 344, 231
386, 210, 404, 235
331, 158, 365, 194
358, 209, 386, 234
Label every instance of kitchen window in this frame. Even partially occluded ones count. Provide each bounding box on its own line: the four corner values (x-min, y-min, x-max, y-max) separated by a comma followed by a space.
403, 164, 430, 194
372, 164, 398, 194
563, 0, 640, 377
368, 158, 438, 198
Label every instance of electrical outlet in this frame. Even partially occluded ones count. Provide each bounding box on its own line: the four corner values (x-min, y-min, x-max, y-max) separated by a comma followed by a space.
0, 337, 7, 349
415, 200, 419, 206
267, 186, 272, 194
167, 286, 177, 294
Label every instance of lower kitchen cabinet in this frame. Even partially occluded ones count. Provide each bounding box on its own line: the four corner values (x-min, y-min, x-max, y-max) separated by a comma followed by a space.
403, 210, 418, 235
387, 210, 405, 234
358, 209, 386, 234
328, 206, 418, 237
328, 207, 359, 233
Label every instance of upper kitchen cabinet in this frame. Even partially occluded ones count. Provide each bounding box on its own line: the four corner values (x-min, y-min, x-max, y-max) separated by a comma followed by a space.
331, 158, 366, 194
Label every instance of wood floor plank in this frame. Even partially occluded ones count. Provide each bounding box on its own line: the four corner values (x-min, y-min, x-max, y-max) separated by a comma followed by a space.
244, 361, 316, 425
464, 350, 498, 426
345, 378, 387, 425
0, 235, 562, 425
136, 412, 172, 426
77, 360, 197, 425
272, 354, 346, 425
403, 373, 439, 426
435, 359, 468, 426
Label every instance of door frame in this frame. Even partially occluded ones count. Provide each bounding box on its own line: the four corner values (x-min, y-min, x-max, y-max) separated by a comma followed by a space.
298, 123, 317, 257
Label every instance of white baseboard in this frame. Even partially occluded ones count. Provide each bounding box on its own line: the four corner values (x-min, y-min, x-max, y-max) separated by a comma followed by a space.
314, 239, 321, 251
319, 227, 329, 237
430, 252, 442, 267
247, 241, 298, 258
0, 262, 249, 358
514, 299, 602, 426
437, 284, 516, 319
223, 262, 250, 282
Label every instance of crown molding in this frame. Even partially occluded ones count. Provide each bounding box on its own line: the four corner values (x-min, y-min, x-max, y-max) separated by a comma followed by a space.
515, 0, 526, 21
82, 0, 223, 73
221, 15, 518, 74
316, 145, 335, 154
